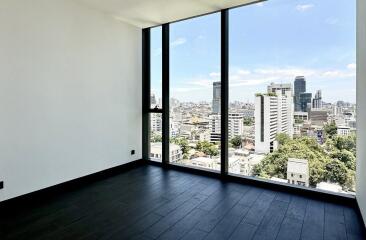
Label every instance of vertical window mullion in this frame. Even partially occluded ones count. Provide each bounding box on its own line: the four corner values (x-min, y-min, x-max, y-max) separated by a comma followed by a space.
162, 23, 170, 165
221, 9, 229, 175
142, 28, 151, 161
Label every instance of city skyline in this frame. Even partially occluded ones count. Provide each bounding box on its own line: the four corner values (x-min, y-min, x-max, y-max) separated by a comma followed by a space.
151, 0, 356, 103
151, 77, 355, 106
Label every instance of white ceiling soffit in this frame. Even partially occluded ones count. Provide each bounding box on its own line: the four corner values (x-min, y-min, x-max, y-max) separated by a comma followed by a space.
77, 0, 263, 28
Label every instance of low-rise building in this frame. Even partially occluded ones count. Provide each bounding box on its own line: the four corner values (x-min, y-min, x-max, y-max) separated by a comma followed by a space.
309, 109, 328, 126
287, 158, 309, 187
294, 111, 308, 122
150, 143, 182, 163
337, 126, 351, 136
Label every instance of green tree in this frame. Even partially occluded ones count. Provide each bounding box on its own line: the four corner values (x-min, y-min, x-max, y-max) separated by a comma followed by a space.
243, 117, 254, 126
324, 121, 338, 139
330, 149, 356, 171
324, 160, 349, 186
171, 137, 190, 155
253, 136, 330, 186
230, 136, 242, 148
333, 134, 356, 154
276, 133, 291, 146
207, 145, 219, 156
196, 141, 219, 156
151, 133, 162, 143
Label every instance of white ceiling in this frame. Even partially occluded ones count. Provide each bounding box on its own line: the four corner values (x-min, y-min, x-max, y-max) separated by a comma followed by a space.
77, 0, 263, 28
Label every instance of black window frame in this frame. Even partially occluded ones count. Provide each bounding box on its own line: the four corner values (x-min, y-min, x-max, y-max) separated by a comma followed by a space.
141, 0, 357, 204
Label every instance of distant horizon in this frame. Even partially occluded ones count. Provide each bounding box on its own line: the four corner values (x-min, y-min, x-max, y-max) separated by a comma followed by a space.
152, 94, 356, 105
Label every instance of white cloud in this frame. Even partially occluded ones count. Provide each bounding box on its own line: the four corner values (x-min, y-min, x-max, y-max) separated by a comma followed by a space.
171, 65, 356, 100
322, 70, 355, 78
255, 2, 264, 7
347, 63, 356, 70
296, 4, 314, 12
188, 78, 214, 88
253, 67, 316, 77
172, 87, 202, 93
171, 37, 187, 47
230, 77, 278, 87
325, 18, 339, 25
238, 69, 251, 75
209, 72, 220, 78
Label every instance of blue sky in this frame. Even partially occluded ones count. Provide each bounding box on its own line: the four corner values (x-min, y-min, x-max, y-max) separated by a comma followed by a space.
151, 0, 356, 104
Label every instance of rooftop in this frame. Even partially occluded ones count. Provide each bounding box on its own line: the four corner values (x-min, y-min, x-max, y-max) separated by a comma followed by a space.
287, 158, 309, 175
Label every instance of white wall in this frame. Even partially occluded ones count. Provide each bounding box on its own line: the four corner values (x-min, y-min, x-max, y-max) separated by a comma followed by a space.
0, 0, 142, 202
357, 0, 366, 226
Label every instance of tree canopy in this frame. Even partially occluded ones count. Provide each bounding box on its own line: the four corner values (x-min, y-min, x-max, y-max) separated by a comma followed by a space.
324, 121, 338, 139
230, 136, 242, 148
151, 133, 162, 143
243, 117, 254, 126
196, 141, 219, 156
253, 134, 356, 191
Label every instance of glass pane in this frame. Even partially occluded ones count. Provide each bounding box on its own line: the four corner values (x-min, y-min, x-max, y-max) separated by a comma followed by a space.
150, 113, 162, 162
228, 0, 356, 194
151, 27, 162, 109
170, 13, 221, 171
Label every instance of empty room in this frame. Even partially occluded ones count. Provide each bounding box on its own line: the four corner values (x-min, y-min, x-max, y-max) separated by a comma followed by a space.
1, 0, 366, 239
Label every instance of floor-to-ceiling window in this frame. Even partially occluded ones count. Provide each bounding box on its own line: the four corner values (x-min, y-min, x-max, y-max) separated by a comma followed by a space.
149, 27, 163, 162
228, 0, 356, 194
146, 0, 356, 195
169, 13, 221, 170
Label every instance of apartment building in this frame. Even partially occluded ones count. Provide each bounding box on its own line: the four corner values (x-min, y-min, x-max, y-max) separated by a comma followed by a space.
255, 89, 294, 153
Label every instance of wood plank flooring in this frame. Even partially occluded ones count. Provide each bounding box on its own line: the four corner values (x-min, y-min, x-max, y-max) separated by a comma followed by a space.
0, 165, 364, 240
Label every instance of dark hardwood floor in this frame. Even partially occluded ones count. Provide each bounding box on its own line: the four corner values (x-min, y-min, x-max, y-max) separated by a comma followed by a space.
0, 165, 365, 240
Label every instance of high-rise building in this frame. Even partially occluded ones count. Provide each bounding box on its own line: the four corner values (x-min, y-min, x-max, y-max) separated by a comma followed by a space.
212, 81, 221, 114
294, 76, 306, 111
312, 90, 322, 109
267, 82, 293, 95
300, 92, 312, 112
255, 89, 294, 153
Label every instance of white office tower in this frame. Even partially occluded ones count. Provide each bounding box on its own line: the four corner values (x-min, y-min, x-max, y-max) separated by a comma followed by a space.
255, 89, 294, 153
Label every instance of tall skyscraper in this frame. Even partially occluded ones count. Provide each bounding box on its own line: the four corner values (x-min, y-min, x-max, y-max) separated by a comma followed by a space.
212, 81, 221, 114
300, 92, 312, 112
255, 88, 294, 154
294, 76, 306, 111
312, 90, 322, 109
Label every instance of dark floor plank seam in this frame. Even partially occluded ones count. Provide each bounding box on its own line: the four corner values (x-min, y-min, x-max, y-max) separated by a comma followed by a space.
273, 196, 292, 240
226, 189, 273, 239
245, 192, 278, 239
